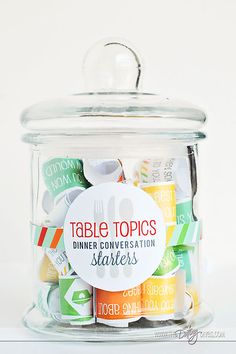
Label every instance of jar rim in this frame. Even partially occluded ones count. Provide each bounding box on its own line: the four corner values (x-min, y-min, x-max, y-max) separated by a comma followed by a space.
22, 131, 206, 145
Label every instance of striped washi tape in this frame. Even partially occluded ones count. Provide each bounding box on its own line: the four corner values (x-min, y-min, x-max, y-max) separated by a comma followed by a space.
31, 220, 201, 251
31, 224, 64, 250
167, 221, 201, 247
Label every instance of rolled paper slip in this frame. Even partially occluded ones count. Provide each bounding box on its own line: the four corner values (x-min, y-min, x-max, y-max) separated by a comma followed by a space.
141, 274, 176, 320
173, 158, 192, 200
45, 187, 84, 227
37, 283, 61, 321
59, 275, 94, 322
138, 159, 175, 184
176, 198, 194, 224
117, 159, 126, 182
141, 182, 176, 225
83, 159, 124, 185
138, 158, 192, 201
174, 269, 187, 319
153, 246, 179, 277
96, 286, 142, 327
141, 270, 187, 321
42, 158, 90, 200
186, 285, 200, 314
175, 198, 196, 286
174, 245, 194, 284
42, 190, 54, 214
46, 248, 70, 276
39, 254, 59, 283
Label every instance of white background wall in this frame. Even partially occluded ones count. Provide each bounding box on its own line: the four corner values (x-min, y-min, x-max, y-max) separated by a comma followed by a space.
0, 0, 235, 320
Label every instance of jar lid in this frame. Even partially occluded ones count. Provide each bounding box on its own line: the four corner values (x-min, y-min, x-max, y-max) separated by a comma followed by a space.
21, 39, 206, 138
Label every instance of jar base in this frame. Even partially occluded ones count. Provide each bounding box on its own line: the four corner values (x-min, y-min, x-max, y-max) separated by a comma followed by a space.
22, 303, 213, 341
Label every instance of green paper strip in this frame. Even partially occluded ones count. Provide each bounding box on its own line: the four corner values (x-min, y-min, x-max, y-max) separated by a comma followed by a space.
59, 276, 93, 320
174, 246, 193, 283
42, 158, 90, 199
153, 246, 179, 276
176, 199, 194, 224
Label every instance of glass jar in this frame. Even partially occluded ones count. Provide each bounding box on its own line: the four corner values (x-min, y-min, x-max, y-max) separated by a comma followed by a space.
21, 39, 212, 341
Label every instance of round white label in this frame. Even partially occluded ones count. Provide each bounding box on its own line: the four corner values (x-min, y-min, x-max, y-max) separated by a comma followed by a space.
64, 182, 166, 291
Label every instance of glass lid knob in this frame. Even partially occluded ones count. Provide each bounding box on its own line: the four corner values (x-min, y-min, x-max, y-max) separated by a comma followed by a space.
82, 38, 142, 92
